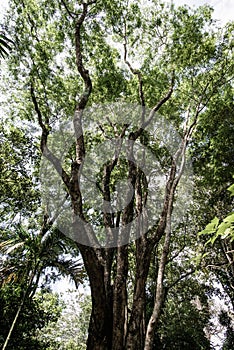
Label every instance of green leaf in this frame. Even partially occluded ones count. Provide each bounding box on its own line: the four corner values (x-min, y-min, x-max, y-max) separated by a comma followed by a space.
223, 212, 234, 224
227, 183, 234, 196
199, 217, 219, 236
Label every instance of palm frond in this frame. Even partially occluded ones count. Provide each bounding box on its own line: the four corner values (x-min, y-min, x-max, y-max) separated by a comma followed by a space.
0, 265, 19, 286
0, 239, 24, 254
0, 33, 14, 58
50, 258, 86, 288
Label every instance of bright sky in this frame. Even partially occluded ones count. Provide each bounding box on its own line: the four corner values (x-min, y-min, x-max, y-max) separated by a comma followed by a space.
0, 0, 234, 24
171, 0, 234, 24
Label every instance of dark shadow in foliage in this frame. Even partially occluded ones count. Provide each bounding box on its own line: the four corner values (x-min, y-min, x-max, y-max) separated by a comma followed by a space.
146, 278, 211, 350
219, 310, 234, 350
0, 284, 62, 350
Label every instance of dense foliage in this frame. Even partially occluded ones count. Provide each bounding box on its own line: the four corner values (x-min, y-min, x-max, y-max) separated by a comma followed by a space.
0, 286, 62, 350
0, 0, 233, 349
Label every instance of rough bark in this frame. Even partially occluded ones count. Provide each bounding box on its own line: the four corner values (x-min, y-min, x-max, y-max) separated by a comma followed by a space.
79, 245, 110, 350
112, 245, 128, 350
126, 238, 152, 350
72, 3, 113, 348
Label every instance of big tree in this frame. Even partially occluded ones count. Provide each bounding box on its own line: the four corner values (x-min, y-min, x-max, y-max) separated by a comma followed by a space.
2, 0, 234, 349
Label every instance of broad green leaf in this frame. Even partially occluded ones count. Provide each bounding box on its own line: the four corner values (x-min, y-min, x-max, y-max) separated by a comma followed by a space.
198, 217, 219, 236
227, 183, 234, 196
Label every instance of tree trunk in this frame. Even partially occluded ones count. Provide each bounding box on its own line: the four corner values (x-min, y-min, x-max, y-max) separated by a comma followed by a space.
112, 245, 128, 349
2, 298, 24, 350
79, 245, 111, 350
126, 238, 152, 350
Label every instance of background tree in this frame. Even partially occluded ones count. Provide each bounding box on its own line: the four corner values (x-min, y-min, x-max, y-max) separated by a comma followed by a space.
39, 291, 92, 350
0, 285, 63, 350
0, 219, 85, 348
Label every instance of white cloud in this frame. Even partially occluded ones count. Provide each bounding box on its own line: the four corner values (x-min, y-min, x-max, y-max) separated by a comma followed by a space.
211, 0, 234, 24
0, 0, 9, 22
168, 0, 234, 24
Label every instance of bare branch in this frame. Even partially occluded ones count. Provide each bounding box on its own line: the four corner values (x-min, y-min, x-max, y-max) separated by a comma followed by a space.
168, 269, 196, 290
60, 0, 78, 18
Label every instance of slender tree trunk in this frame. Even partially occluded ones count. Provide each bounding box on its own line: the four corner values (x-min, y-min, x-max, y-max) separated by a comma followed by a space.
2, 298, 25, 350
144, 235, 169, 350
2, 268, 37, 350
144, 151, 183, 349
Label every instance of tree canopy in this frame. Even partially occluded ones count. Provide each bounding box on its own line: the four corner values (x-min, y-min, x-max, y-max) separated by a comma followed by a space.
0, 0, 233, 349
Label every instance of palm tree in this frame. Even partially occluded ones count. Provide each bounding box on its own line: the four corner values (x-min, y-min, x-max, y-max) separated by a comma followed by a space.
0, 224, 85, 350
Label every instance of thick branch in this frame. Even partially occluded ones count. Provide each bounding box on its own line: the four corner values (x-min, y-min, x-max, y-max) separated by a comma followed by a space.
75, 3, 93, 110
60, 0, 78, 18
30, 83, 71, 188
143, 72, 175, 130
168, 269, 196, 290
71, 2, 95, 216
102, 125, 128, 232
